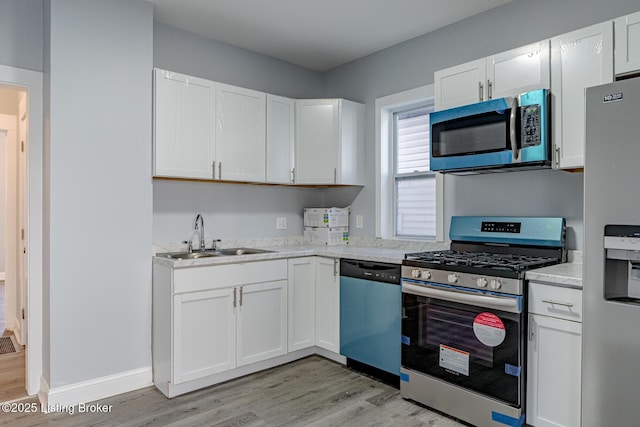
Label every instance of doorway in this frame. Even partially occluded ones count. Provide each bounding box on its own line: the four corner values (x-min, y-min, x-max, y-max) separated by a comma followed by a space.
0, 64, 43, 400
0, 85, 28, 402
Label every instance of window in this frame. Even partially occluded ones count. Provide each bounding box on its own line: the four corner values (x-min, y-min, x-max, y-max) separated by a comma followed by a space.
393, 106, 436, 238
375, 85, 443, 241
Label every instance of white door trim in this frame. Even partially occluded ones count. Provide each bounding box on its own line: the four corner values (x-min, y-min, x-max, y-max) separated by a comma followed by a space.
0, 63, 43, 397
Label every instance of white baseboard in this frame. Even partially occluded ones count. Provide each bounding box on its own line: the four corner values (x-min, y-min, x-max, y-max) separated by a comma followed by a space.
39, 366, 152, 411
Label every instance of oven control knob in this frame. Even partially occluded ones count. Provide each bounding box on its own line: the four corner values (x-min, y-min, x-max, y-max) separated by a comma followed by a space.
420, 270, 432, 280
476, 277, 488, 288
447, 273, 459, 283
411, 269, 421, 278
490, 279, 502, 290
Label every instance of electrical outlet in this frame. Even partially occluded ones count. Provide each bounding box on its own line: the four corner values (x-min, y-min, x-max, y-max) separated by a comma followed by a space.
276, 217, 287, 229
356, 215, 364, 228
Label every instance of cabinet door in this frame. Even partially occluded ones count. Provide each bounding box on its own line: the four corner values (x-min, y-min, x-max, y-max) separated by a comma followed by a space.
266, 94, 295, 184
154, 69, 215, 179
434, 58, 487, 110
315, 257, 340, 353
236, 280, 288, 367
551, 23, 613, 169
337, 100, 365, 185
615, 11, 640, 76
287, 257, 316, 351
216, 83, 266, 182
173, 289, 236, 384
488, 40, 550, 100
527, 314, 582, 427
295, 99, 340, 184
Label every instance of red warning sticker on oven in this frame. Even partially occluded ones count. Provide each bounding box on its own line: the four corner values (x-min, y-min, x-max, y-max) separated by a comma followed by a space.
473, 312, 506, 347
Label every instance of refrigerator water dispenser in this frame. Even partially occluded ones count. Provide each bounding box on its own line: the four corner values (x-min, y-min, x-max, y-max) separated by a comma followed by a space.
604, 225, 640, 303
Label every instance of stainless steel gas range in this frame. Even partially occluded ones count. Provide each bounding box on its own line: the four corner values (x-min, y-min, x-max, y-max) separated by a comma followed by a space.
400, 216, 566, 427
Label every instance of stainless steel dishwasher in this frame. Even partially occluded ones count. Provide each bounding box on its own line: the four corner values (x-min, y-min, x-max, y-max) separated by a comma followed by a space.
339, 259, 401, 386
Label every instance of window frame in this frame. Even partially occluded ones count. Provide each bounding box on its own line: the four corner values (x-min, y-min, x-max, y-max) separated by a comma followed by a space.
375, 85, 444, 241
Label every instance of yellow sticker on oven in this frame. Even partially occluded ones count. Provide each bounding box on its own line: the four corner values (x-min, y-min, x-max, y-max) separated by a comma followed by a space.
473, 312, 506, 347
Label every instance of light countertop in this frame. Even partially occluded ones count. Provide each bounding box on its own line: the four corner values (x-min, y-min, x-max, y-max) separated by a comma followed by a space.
526, 263, 583, 288
153, 244, 411, 268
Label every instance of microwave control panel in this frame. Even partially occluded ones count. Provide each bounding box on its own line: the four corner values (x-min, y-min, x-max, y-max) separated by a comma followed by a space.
521, 104, 541, 147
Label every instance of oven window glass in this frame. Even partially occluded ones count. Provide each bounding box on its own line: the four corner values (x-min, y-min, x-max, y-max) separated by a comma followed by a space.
402, 292, 523, 407
431, 110, 510, 157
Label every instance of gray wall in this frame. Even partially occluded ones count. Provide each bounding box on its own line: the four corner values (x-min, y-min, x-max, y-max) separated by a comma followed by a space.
0, 0, 43, 72
44, 0, 153, 388
324, 0, 640, 250
152, 23, 335, 243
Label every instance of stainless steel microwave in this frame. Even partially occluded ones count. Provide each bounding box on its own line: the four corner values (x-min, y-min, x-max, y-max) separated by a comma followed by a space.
429, 89, 551, 174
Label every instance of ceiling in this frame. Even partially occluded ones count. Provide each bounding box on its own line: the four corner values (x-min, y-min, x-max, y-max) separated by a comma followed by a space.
149, 0, 513, 72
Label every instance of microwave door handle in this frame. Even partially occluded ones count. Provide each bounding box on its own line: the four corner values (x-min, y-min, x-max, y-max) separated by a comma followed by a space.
509, 97, 520, 161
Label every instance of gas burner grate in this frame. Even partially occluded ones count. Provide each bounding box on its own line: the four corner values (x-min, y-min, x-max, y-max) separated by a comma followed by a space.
405, 250, 560, 273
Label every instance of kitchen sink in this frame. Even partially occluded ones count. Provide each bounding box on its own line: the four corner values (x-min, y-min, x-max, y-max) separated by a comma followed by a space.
157, 247, 274, 260
214, 247, 274, 255
157, 251, 221, 260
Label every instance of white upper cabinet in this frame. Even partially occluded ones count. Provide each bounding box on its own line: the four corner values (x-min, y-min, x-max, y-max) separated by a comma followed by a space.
153, 69, 215, 179
615, 11, 640, 77
551, 22, 614, 170
215, 83, 266, 182
434, 41, 550, 110
488, 41, 550, 99
295, 99, 365, 185
434, 59, 487, 111
266, 94, 295, 184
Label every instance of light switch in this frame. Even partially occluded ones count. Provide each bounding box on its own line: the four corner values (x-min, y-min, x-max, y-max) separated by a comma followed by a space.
276, 217, 287, 229
356, 215, 364, 228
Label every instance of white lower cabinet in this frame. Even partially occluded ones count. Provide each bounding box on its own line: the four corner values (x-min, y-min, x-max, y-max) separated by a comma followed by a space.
527, 282, 582, 427
154, 255, 346, 398
153, 259, 288, 397
173, 289, 236, 384
287, 257, 316, 351
236, 280, 288, 366
315, 257, 340, 353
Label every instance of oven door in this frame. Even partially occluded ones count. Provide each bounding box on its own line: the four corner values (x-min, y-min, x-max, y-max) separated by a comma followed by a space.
401, 281, 525, 407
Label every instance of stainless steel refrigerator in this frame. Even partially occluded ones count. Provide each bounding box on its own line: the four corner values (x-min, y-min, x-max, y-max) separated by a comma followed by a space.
583, 77, 640, 426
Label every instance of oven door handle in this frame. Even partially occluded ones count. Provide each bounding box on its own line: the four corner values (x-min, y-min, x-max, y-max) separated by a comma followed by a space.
402, 282, 521, 314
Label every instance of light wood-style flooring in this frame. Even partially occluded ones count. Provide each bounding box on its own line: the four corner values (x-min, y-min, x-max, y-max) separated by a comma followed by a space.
0, 281, 28, 403
0, 356, 466, 426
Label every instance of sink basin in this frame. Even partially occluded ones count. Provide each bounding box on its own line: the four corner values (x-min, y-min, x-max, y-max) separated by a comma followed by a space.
157, 251, 221, 260
157, 247, 274, 260
214, 247, 275, 256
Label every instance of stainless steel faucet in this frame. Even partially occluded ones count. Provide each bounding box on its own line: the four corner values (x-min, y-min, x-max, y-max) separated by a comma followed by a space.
195, 214, 205, 251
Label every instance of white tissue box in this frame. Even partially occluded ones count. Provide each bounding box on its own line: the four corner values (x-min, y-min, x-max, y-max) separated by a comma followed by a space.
303, 227, 349, 246
303, 208, 349, 228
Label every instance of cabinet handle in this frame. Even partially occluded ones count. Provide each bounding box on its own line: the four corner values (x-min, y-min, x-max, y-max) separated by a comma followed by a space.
291, 168, 295, 184
219, 161, 222, 180
333, 259, 338, 278
479, 81, 484, 102
212, 161, 216, 179
528, 314, 535, 341
239, 286, 243, 306
333, 168, 337, 184
554, 146, 560, 168
233, 287, 237, 308
487, 80, 492, 100
542, 299, 574, 308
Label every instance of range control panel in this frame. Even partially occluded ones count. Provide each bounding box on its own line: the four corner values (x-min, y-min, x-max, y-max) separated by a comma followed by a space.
481, 221, 522, 233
